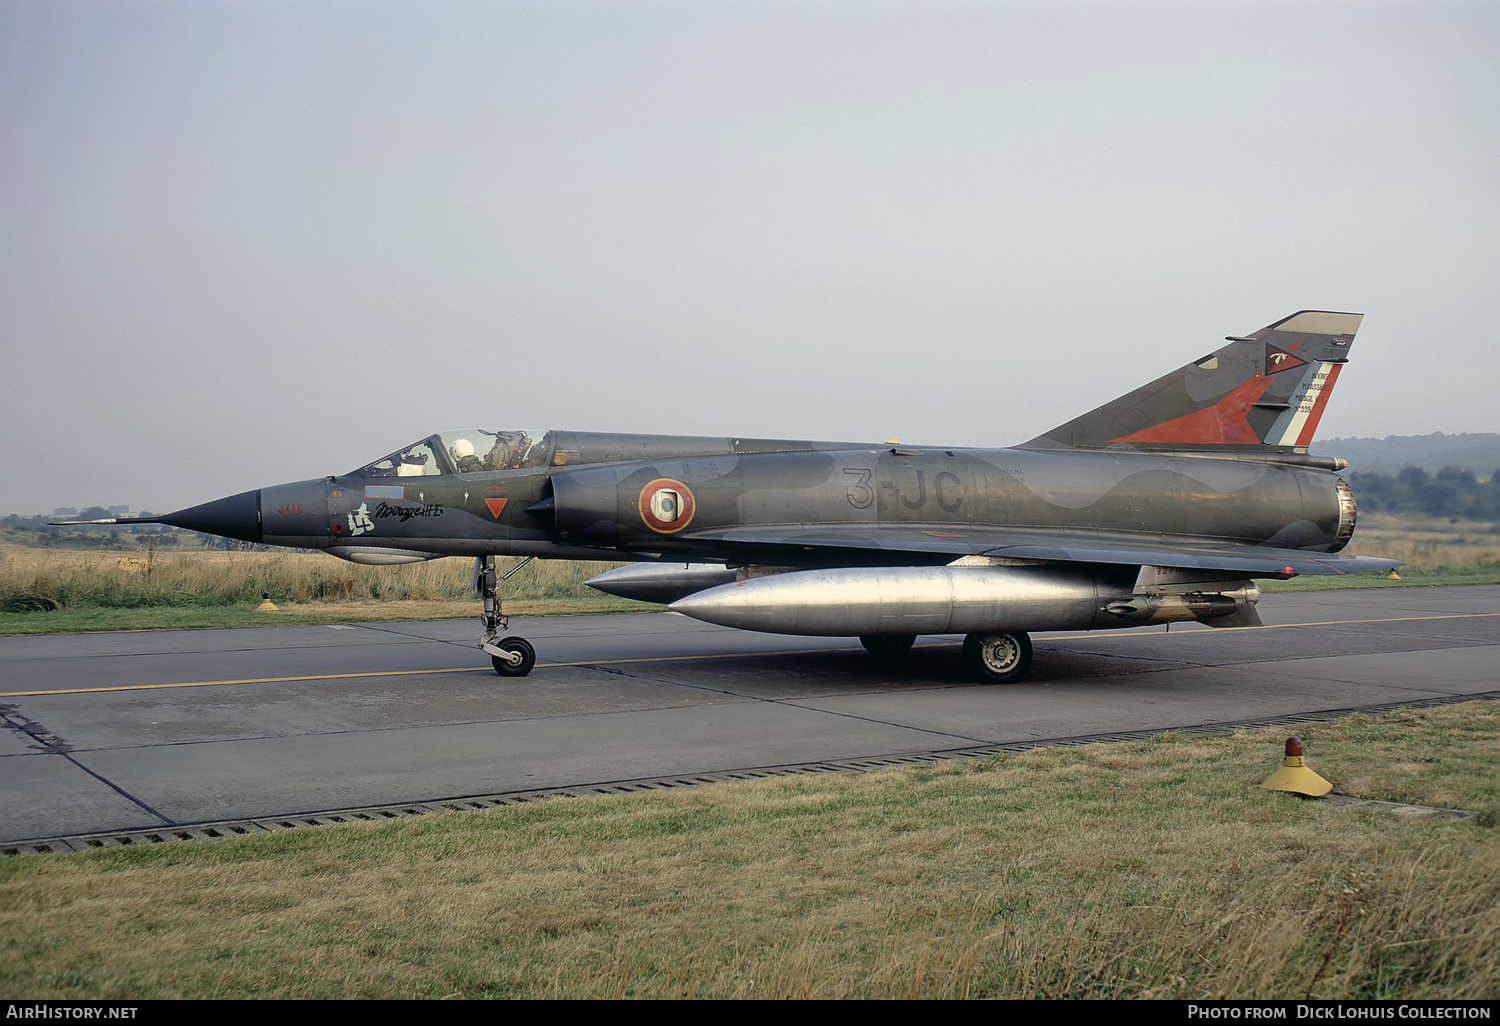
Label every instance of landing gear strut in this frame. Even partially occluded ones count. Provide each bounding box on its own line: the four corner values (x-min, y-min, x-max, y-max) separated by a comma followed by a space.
859, 634, 916, 660
962, 630, 1032, 684
477, 555, 537, 676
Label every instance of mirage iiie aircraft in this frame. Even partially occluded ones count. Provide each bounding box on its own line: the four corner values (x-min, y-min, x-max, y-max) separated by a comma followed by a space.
65, 310, 1399, 682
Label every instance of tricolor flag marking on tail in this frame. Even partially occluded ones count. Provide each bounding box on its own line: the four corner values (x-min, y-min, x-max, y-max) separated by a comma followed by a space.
1266, 362, 1343, 447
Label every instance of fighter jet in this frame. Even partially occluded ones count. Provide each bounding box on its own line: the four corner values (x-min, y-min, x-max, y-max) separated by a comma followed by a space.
62, 310, 1398, 682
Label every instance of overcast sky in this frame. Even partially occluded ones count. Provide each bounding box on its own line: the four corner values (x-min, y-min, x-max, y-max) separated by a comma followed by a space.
4, 0, 1497, 514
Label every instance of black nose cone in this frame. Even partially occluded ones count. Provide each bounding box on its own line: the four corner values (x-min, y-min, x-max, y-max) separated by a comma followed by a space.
160, 489, 263, 544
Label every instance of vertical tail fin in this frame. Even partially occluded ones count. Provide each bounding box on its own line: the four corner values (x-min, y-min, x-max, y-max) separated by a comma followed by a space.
1022, 310, 1362, 455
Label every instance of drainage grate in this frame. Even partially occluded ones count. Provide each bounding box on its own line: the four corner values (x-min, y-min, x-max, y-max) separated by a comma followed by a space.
5, 691, 1492, 858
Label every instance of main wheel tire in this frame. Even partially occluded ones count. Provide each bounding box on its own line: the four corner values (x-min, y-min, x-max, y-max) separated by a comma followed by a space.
962, 631, 1032, 684
490, 636, 536, 677
860, 634, 917, 660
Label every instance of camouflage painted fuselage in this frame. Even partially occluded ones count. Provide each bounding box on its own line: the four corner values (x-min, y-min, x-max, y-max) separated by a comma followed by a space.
253, 430, 1354, 575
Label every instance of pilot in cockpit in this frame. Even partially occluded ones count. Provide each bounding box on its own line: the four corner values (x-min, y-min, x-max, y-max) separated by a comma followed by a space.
449, 438, 485, 473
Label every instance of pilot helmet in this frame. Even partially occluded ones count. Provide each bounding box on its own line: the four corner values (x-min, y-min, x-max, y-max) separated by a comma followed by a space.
450, 438, 476, 462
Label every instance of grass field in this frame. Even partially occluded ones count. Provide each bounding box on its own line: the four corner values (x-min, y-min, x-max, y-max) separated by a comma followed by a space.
0, 543, 640, 632
2, 702, 1494, 999
1256, 514, 1500, 591
0, 541, 620, 607
1347, 513, 1500, 573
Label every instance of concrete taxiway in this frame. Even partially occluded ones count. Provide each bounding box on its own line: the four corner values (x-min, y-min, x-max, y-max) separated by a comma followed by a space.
2, 585, 1497, 846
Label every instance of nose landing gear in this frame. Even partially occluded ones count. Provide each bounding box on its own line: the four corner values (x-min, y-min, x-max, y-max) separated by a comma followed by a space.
477, 555, 537, 676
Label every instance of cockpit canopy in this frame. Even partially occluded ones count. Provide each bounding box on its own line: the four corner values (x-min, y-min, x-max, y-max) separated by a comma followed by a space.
356, 429, 553, 477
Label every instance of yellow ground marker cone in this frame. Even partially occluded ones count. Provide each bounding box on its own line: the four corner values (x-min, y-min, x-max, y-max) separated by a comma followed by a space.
1387, 569, 1402, 580
1261, 736, 1332, 797
256, 591, 280, 612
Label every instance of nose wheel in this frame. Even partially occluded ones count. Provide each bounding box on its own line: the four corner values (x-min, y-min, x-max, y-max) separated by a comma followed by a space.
477, 555, 537, 677
488, 637, 536, 676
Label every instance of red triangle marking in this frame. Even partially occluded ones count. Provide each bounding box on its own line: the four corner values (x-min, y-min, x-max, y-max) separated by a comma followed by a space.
1113, 374, 1273, 446
484, 498, 508, 519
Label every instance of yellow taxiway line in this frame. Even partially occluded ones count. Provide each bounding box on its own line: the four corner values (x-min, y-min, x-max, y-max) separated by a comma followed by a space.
4, 611, 1498, 699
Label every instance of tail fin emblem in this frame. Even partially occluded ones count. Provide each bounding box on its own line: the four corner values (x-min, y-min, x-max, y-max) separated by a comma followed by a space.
1265, 344, 1309, 376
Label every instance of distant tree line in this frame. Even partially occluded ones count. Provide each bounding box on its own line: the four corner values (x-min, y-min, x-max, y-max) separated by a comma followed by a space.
2, 513, 189, 550
1319, 432, 1500, 478
2, 512, 279, 550
1348, 467, 1500, 520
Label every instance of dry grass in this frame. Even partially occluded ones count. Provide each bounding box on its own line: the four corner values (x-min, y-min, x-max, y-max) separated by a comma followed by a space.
2, 703, 1494, 999
0, 541, 627, 614
1350, 514, 1500, 573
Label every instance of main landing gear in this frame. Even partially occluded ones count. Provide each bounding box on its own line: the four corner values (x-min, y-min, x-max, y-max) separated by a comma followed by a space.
961, 630, 1032, 684
861, 630, 1033, 683
859, 634, 916, 660
476, 555, 536, 676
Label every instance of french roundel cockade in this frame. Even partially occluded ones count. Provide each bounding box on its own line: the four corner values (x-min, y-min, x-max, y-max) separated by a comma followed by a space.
637, 478, 696, 534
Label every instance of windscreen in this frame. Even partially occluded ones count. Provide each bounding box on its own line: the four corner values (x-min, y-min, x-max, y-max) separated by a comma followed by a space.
355, 430, 552, 476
